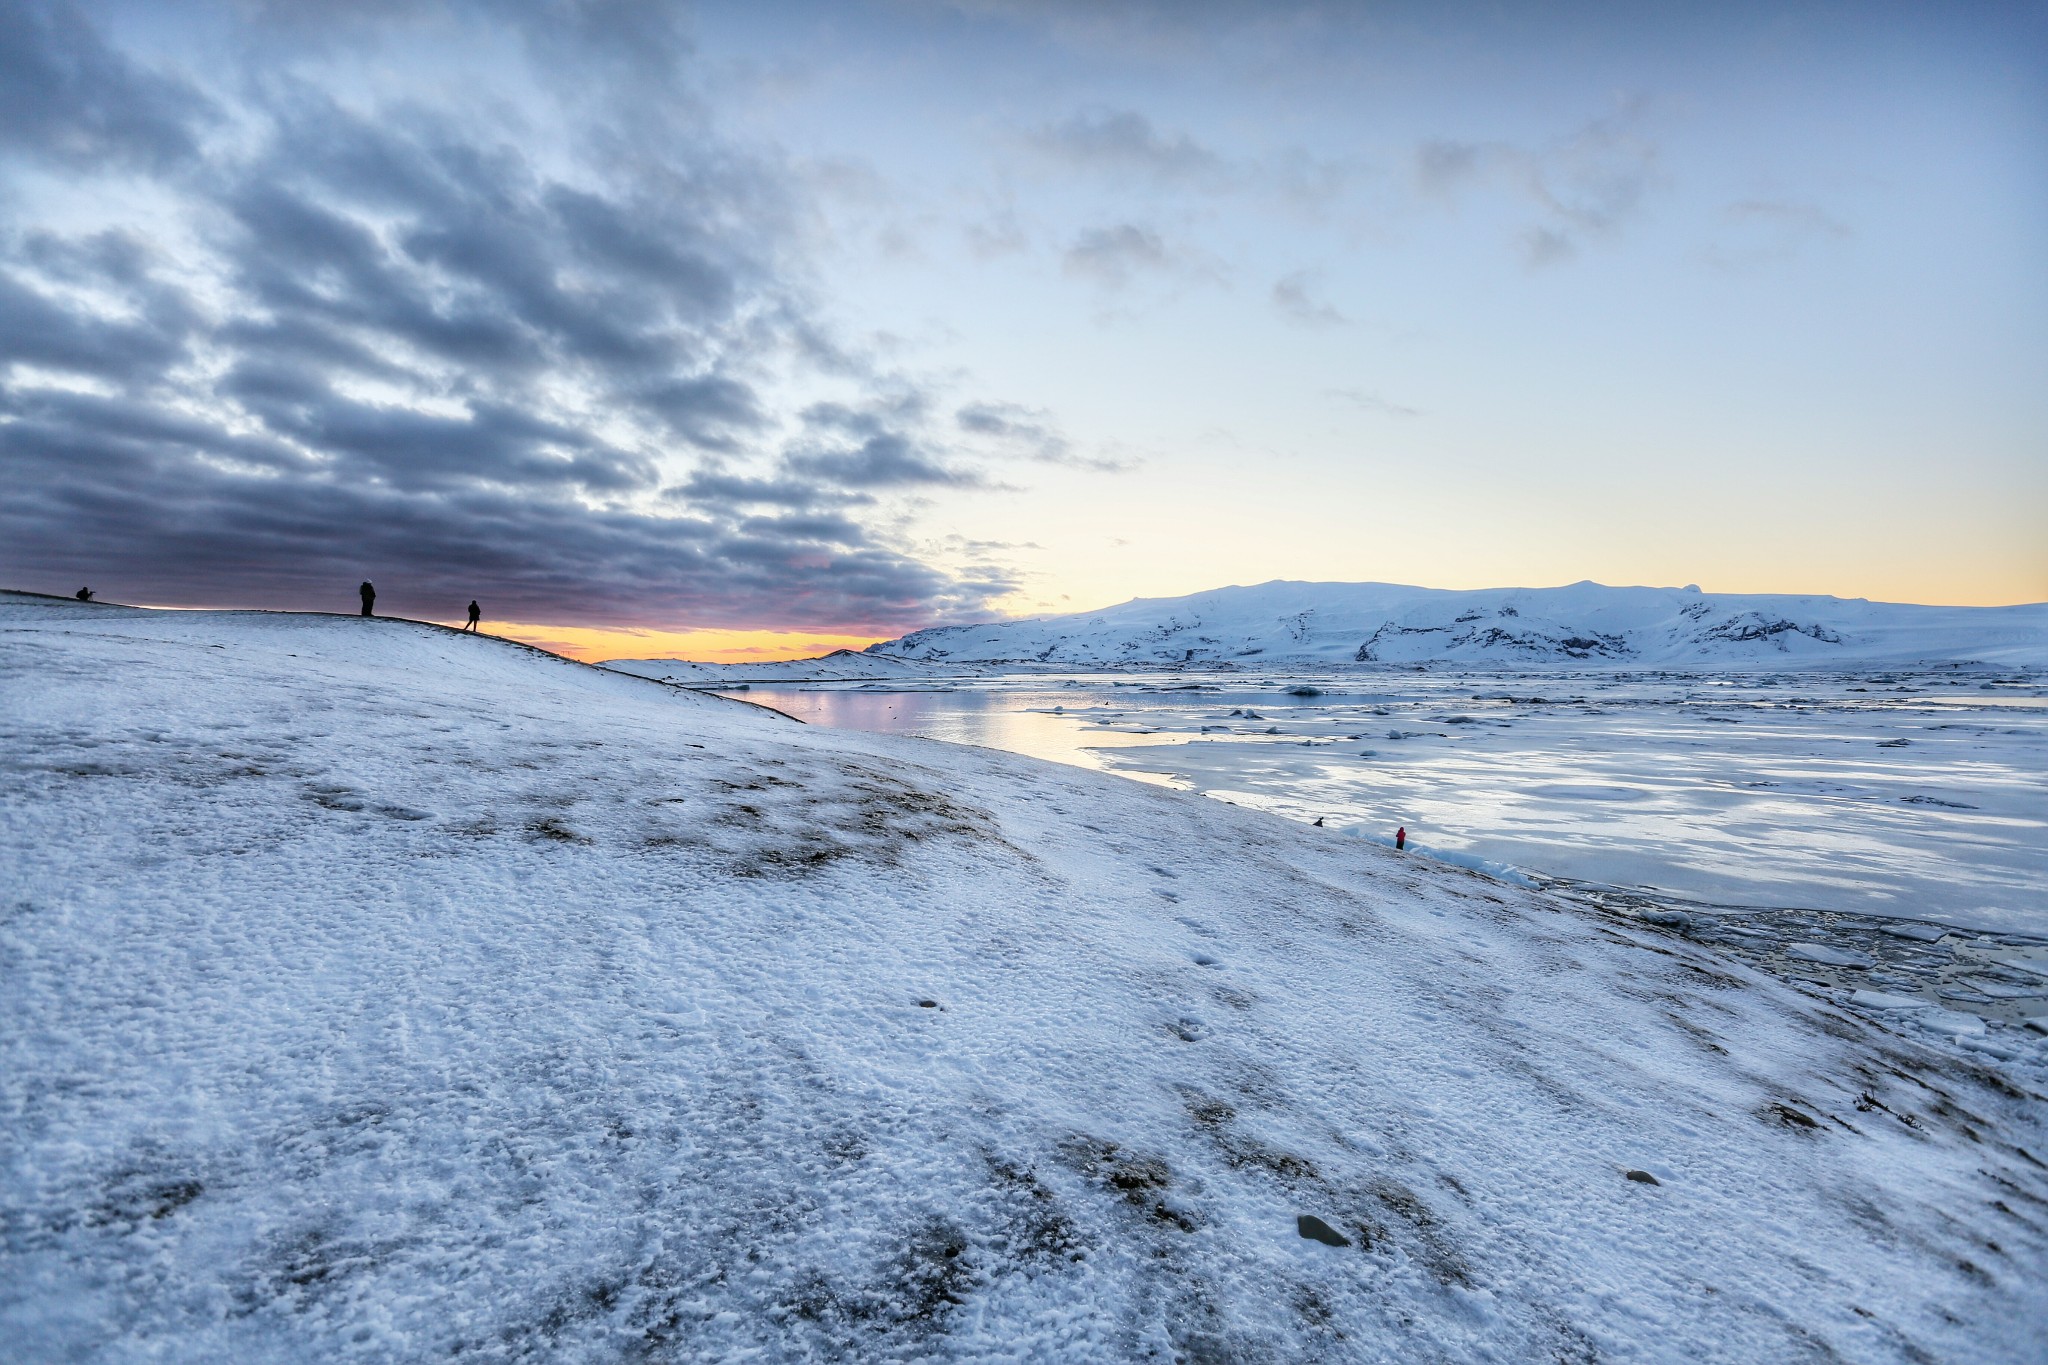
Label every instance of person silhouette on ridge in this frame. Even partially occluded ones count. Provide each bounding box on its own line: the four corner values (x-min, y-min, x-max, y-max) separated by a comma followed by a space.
464, 600, 481, 633
358, 581, 375, 617
75, 587, 93, 602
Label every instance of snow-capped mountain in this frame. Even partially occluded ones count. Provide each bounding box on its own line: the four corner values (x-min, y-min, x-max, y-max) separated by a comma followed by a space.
867, 580, 2048, 669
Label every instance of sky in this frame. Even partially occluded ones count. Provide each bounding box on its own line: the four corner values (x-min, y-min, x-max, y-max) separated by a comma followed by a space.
2, 0, 2043, 661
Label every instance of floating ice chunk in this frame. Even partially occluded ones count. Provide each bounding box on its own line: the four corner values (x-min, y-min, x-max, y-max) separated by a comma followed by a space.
1877, 921, 1950, 942
1959, 978, 2048, 1000
1786, 943, 1875, 968
1912, 1009, 1988, 1037
1848, 989, 1928, 1010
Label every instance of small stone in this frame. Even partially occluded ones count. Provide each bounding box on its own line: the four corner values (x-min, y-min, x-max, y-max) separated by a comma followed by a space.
1296, 1214, 1351, 1247
1625, 1170, 1660, 1185
917, 999, 939, 1008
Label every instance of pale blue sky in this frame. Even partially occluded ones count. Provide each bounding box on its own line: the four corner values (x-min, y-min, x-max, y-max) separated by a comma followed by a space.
692, 1, 2047, 610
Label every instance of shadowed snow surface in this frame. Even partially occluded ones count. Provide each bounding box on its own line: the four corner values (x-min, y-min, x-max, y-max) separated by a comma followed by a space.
3, 596, 2045, 1362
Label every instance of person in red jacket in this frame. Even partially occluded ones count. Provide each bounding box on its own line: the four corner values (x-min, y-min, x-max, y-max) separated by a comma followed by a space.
1395, 826, 1407, 851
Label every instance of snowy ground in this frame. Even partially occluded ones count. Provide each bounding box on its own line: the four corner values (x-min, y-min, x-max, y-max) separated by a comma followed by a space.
5, 594, 2047, 1362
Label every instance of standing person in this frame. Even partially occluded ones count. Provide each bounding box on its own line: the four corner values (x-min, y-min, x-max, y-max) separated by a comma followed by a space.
1395, 826, 1407, 851
465, 600, 481, 633
358, 581, 375, 617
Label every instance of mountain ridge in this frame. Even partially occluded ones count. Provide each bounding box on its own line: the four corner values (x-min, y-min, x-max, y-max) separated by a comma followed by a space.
862, 579, 2048, 669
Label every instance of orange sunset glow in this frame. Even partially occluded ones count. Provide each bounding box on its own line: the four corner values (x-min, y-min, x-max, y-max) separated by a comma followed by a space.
467, 621, 888, 665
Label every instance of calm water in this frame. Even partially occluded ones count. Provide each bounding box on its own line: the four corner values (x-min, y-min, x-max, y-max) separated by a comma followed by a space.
723, 672, 2048, 936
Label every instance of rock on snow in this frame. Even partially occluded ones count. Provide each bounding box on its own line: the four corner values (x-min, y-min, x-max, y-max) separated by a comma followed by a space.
3, 594, 2044, 1362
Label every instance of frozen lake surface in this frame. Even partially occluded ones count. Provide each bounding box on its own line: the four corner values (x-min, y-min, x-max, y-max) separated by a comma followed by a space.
722, 669, 2048, 940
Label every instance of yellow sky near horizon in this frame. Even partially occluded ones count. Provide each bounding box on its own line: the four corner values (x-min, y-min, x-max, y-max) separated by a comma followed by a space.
474, 621, 888, 665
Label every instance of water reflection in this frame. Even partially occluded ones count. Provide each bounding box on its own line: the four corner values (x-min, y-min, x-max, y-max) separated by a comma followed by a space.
725, 686, 1201, 772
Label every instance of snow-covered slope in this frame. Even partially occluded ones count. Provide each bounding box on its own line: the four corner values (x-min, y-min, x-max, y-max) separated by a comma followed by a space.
869, 580, 2048, 669
4, 593, 2044, 1362
605, 648, 941, 686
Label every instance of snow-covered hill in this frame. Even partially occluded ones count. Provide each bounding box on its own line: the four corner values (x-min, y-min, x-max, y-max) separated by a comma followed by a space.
605, 648, 941, 686
4, 592, 2045, 1362
868, 580, 2048, 669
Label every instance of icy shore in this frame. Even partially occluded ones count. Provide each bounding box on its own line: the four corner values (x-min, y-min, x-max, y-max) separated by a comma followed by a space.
4, 594, 2045, 1362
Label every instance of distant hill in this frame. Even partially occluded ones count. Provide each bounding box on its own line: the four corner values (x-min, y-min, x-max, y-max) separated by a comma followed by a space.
863, 580, 2048, 670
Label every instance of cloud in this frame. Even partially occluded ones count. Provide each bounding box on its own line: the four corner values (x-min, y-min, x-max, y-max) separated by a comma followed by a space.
1026, 108, 1227, 187
1271, 270, 1346, 326
1703, 198, 1852, 269
1061, 223, 1172, 289
957, 400, 1067, 458
1723, 200, 1849, 238
0, 0, 214, 169
0, 0, 1035, 634
1324, 387, 1419, 418
785, 431, 979, 489
2, 395, 1025, 636
919, 0, 1337, 61
963, 203, 1031, 259
954, 400, 1132, 472
784, 401, 983, 489
0, 248, 194, 383
1415, 99, 1661, 265
673, 470, 874, 510
1018, 105, 1367, 223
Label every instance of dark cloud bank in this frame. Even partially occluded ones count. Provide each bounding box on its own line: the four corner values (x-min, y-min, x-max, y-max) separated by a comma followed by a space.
0, 0, 1026, 632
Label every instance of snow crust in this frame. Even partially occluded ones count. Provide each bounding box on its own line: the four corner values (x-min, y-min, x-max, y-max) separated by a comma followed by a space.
5, 595, 2046, 1362
862, 580, 2048, 670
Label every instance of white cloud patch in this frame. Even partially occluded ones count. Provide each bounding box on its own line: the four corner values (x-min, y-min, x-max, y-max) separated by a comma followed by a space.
1415, 99, 1662, 266
1271, 270, 1346, 326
